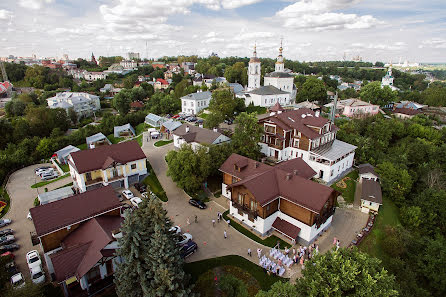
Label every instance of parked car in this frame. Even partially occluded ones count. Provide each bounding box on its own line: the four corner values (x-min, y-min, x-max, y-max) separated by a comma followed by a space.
11, 272, 25, 289
122, 190, 134, 199
37, 168, 54, 177
134, 183, 147, 193
0, 229, 13, 237
177, 233, 193, 246
180, 241, 197, 258
30, 266, 45, 284
40, 171, 58, 181
196, 119, 204, 124
34, 167, 51, 175
224, 118, 234, 125
5, 260, 17, 275
130, 197, 143, 208
0, 244, 20, 253
1, 251, 14, 259
169, 226, 181, 234
172, 114, 180, 119
189, 199, 207, 209
0, 235, 15, 245
26, 250, 42, 271
0, 219, 11, 227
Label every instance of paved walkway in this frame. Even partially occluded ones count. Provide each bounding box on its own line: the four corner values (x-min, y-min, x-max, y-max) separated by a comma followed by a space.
4, 164, 72, 278
353, 181, 363, 208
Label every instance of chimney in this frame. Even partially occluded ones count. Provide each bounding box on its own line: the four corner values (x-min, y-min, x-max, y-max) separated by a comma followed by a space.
286, 173, 292, 180
293, 169, 299, 176
315, 110, 320, 117
213, 127, 218, 133
185, 125, 190, 133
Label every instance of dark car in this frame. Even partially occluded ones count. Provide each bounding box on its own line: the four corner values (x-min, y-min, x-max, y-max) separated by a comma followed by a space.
0, 235, 15, 245
0, 244, 19, 253
196, 119, 204, 124
224, 119, 234, 125
5, 261, 17, 275
189, 199, 206, 209
180, 240, 197, 258
134, 183, 147, 193
0, 229, 13, 237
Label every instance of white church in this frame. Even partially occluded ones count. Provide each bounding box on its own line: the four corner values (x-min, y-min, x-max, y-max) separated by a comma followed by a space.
242, 43, 297, 107
381, 65, 399, 91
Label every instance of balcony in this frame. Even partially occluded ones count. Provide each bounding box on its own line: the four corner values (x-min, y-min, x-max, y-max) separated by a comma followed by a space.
85, 177, 103, 186
108, 174, 124, 183
232, 201, 258, 221
314, 207, 335, 228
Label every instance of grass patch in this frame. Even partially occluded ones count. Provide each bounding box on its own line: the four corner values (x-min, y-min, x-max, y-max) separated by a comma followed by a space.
34, 197, 39, 207
246, 106, 267, 115
0, 187, 10, 219
331, 170, 358, 204
154, 140, 173, 147
359, 197, 401, 259
135, 122, 153, 135
184, 255, 284, 292
59, 163, 70, 173
31, 174, 70, 189
198, 112, 209, 120
135, 134, 143, 146
76, 143, 87, 150
223, 210, 291, 248
107, 134, 124, 144
142, 160, 167, 202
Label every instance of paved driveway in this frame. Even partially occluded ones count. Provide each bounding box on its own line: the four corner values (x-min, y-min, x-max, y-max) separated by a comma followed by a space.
4, 164, 72, 278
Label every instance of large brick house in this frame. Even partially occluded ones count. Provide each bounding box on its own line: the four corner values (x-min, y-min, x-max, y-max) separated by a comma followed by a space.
220, 154, 338, 245
258, 106, 356, 183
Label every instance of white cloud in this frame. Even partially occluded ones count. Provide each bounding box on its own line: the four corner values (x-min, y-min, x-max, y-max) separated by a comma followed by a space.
351, 42, 407, 50
220, 0, 262, 9
206, 31, 218, 37
202, 37, 225, 43
419, 38, 446, 49
276, 0, 380, 31
234, 31, 275, 41
18, 0, 54, 10
0, 9, 13, 20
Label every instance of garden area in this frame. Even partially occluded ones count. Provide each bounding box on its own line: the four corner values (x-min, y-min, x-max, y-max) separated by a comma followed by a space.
142, 160, 167, 202
331, 170, 358, 204
30, 173, 70, 189
184, 255, 284, 297
154, 140, 173, 147
246, 105, 267, 115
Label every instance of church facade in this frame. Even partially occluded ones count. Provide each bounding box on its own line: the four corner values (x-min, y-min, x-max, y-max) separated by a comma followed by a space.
243, 43, 297, 108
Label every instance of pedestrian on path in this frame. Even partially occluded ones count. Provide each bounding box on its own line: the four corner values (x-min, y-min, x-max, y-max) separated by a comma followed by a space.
257, 248, 262, 258
248, 248, 252, 257
227, 219, 230, 228
195, 215, 198, 223
217, 212, 221, 223
224, 230, 227, 239
212, 219, 216, 227
186, 218, 190, 225
333, 237, 337, 245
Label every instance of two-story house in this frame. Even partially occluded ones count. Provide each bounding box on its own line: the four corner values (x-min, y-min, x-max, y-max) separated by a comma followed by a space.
68, 141, 147, 192
30, 186, 125, 295
181, 90, 212, 115
47, 92, 101, 119
220, 154, 337, 245
172, 124, 230, 151
258, 107, 356, 183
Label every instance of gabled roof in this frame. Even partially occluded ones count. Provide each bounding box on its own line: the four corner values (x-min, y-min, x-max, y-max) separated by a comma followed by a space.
269, 102, 285, 112
69, 141, 146, 174
393, 107, 421, 116
145, 113, 164, 123
161, 120, 182, 132
311, 140, 357, 161
265, 71, 292, 78
180, 91, 212, 101
86, 132, 109, 145
114, 123, 135, 138
361, 180, 382, 205
173, 124, 229, 145
358, 163, 378, 177
54, 145, 80, 159
130, 101, 144, 108
249, 85, 289, 95
272, 217, 301, 240
156, 78, 168, 85
30, 186, 122, 237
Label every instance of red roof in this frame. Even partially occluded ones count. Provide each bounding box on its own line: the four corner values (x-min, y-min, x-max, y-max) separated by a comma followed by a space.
269, 102, 285, 112
0, 81, 12, 94
130, 101, 144, 108
272, 217, 301, 240
30, 186, 122, 237
156, 78, 169, 85
393, 107, 421, 116
69, 141, 146, 174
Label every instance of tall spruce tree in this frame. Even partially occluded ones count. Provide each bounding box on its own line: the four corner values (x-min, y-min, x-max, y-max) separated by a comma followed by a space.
114, 199, 193, 297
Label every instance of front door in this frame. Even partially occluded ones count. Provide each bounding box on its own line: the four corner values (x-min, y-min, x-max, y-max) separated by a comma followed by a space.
274, 150, 279, 159
319, 170, 324, 179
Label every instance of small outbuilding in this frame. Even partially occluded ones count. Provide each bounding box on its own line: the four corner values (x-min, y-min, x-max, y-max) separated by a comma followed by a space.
114, 123, 136, 138
37, 186, 75, 205
53, 145, 80, 164
358, 163, 379, 182
160, 120, 182, 133
145, 113, 167, 127
86, 132, 111, 149
360, 179, 382, 213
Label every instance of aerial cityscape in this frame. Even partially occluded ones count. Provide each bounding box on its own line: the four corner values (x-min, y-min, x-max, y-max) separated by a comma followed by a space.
0, 0, 445, 297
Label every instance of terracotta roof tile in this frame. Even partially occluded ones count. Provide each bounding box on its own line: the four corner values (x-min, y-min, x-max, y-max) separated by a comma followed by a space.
361, 180, 382, 204
272, 217, 301, 240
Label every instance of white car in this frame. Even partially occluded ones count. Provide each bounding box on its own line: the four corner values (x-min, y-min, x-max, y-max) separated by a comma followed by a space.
30, 266, 45, 284
130, 197, 143, 208
0, 219, 11, 227
27, 211, 32, 220
169, 226, 181, 234
11, 273, 25, 289
40, 171, 58, 180
177, 233, 193, 246
35, 167, 52, 175
26, 250, 42, 271
122, 190, 134, 200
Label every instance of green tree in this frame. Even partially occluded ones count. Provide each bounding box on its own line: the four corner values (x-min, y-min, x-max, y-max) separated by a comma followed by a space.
376, 161, 413, 206
360, 81, 397, 106
256, 281, 298, 297
296, 248, 399, 297
113, 90, 132, 115
123, 74, 138, 89
232, 112, 263, 160
208, 89, 237, 120
166, 145, 204, 193
296, 76, 327, 104
5, 100, 27, 117
68, 108, 78, 124
218, 274, 248, 297
114, 198, 193, 297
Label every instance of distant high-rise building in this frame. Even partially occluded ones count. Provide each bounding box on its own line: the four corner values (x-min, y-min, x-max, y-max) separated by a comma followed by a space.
128, 52, 140, 60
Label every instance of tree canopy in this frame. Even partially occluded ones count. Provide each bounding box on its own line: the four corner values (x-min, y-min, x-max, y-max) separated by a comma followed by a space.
296, 77, 327, 104
232, 112, 263, 160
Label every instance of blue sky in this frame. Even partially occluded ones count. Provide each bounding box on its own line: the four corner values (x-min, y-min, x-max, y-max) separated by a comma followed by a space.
0, 0, 445, 62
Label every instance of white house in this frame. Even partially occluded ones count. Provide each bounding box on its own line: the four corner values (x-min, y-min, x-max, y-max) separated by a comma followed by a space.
47, 92, 100, 118
245, 85, 291, 107
360, 179, 382, 213
120, 60, 138, 69
358, 163, 379, 182
381, 65, 399, 91
84, 72, 108, 81
181, 90, 212, 115
172, 124, 230, 151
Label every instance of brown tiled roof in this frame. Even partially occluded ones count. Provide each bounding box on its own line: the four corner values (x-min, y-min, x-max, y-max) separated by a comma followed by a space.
51, 216, 123, 282
172, 124, 228, 145
393, 107, 421, 116
358, 163, 378, 177
130, 101, 144, 108
361, 180, 382, 204
269, 102, 285, 112
70, 141, 146, 174
221, 154, 334, 213
30, 186, 122, 237
272, 217, 301, 240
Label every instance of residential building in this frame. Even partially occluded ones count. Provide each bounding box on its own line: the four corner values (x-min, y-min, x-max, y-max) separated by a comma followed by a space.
68, 141, 147, 192
358, 163, 379, 182
181, 62, 195, 75
145, 113, 167, 127
100, 84, 122, 96
53, 145, 80, 164
120, 60, 138, 69
293, 100, 321, 112
258, 107, 356, 183
86, 133, 111, 149
130, 101, 144, 110
84, 72, 108, 81
360, 180, 382, 213
114, 123, 135, 138
154, 78, 169, 90
151, 61, 166, 69
220, 153, 337, 244
181, 90, 212, 115
229, 83, 244, 96
128, 52, 140, 60
392, 107, 421, 119
47, 92, 100, 118
29, 186, 124, 295
37, 186, 75, 205
395, 101, 426, 110
172, 124, 230, 150
324, 98, 379, 118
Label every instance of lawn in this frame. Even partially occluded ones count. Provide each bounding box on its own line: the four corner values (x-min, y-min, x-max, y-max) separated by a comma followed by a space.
31, 173, 70, 189
184, 255, 284, 293
59, 163, 70, 173
331, 170, 358, 204
135, 134, 143, 146
76, 143, 87, 150
154, 140, 173, 147
107, 134, 124, 144
142, 160, 167, 202
0, 187, 10, 219
359, 197, 401, 260
246, 106, 267, 115
223, 210, 291, 248
135, 122, 153, 135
